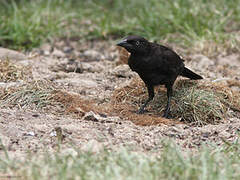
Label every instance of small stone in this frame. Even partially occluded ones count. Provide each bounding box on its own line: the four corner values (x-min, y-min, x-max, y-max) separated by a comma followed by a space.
74, 107, 85, 116
83, 111, 99, 122
217, 54, 240, 67
111, 64, 134, 78
190, 54, 214, 70
24, 131, 35, 136
40, 43, 53, 55
65, 59, 83, 73
32, 114, 39, 117
52, 48, 65, 58
50, 131, 57, 137
202, 132, 209, 138
83, 50, 104, 61
81, 62, 104, 73
63, 46, 74, 53
52, 59, 83, 73
0, 47, 27, 61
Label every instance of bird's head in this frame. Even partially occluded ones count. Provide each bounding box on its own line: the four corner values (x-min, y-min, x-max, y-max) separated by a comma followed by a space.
116, 35, 150, 55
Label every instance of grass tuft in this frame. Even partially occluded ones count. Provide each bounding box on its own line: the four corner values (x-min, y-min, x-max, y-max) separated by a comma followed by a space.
112, 78, 240, 126
0, 80, 55, 110
0, 59, 31, 82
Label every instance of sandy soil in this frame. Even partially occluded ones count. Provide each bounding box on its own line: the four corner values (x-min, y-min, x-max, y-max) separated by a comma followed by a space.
0, 38, 240, 156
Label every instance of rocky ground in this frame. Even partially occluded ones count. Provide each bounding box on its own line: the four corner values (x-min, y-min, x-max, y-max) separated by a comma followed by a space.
0, 38, 240, 157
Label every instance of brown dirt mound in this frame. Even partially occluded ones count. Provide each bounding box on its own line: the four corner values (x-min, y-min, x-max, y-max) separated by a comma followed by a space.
116, 47, 130, 65
52, 90, 98, 117
51, 83, 177, 126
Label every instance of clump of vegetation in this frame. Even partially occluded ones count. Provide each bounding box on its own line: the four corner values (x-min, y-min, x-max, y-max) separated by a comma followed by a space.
168, 80, 239, 125
0, 80, 55, 109
1, 140, 240, 180
0, 59, 31, 82
0, 80, 99, 116
113, 78, 240, 126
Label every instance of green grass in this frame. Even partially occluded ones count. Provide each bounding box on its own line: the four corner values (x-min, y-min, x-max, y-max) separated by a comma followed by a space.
0, 0, 76, 49
1, 140, 240, 180
0, 0, 239, 50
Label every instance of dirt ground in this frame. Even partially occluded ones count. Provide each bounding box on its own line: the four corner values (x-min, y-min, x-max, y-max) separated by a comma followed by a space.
0, 38, 240, 156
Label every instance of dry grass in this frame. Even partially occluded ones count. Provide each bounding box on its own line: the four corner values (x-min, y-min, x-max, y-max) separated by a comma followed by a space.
0, 59, 97, 115
112, 77, 240, 126
0, 59, 31, 82
0, 80, 55, 110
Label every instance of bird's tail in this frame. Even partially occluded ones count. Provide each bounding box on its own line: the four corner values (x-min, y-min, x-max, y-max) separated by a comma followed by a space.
180, 67, 203, 80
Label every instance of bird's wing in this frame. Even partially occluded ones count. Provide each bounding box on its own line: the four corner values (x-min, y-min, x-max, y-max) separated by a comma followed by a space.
151, 44, 184, 74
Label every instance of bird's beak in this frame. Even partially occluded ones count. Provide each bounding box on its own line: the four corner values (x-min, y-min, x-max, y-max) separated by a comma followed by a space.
116, 39, 128, 47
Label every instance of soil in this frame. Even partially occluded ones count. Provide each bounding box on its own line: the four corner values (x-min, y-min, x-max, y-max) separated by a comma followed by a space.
0, 38, 240, 157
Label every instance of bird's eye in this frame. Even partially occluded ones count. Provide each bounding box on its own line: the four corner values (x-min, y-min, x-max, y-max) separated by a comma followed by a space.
136, 41, 140, 46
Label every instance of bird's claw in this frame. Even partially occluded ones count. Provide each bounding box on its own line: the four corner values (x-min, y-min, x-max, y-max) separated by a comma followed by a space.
137, 108, 145, 114
163, 109, 171, 119
163, 113, 170, 119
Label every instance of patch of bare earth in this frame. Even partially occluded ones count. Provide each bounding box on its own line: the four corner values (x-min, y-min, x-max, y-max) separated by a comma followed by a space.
0, 38, 240, 157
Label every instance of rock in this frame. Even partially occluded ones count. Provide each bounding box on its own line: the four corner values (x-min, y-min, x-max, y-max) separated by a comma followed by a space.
83, 111, 99, 122
117, 47, 130, 65
39, 43, 53, 55
83, 111, 121, 124
56, 78, 98, 88
63, 46, 74, 53
50, 131, 57, 137
23, 131, 35, 136
190, 54, 214, 69
82, 50, 104, 61
0, 47, 27, 61
111, 64, 134, 78
52, 48, 65, 58
217, 54, 240, 67
65, 59, 83, 73
51, 59, 83, 73
74, 107, 85, 116
81, 62, 104, 73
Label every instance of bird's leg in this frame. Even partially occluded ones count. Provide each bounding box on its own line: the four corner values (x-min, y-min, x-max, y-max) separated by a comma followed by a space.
163, 84, 173, 118
137, 85, 154, 114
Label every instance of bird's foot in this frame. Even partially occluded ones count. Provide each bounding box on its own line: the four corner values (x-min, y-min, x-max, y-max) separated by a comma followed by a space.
163, 110, 171, 119
137, 108, 145, 114
163, 114, 171, 119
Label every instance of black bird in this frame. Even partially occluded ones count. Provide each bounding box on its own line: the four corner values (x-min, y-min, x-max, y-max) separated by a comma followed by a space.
116, 35, 203, 118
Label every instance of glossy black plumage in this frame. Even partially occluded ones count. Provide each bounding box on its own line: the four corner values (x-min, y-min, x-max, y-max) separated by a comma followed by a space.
117, 35, 203, 118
